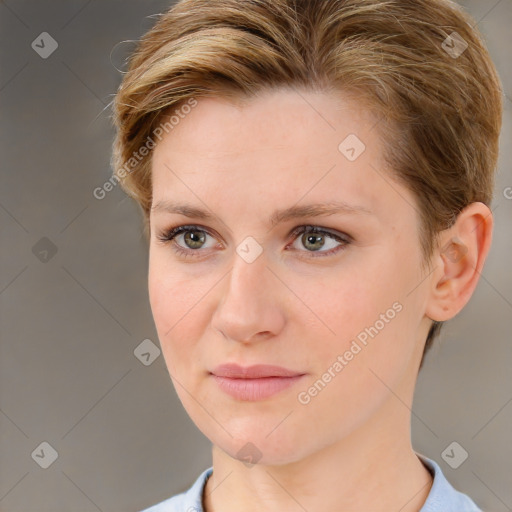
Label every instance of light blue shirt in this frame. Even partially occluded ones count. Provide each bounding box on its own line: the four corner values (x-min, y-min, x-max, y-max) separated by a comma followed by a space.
140, 453, 482, 512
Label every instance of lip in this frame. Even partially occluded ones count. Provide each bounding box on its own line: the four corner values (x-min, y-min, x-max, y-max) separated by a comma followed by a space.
211, 363, 304, 378
210, 364, 306, 401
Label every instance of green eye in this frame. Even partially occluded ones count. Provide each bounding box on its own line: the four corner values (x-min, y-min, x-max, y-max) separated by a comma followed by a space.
157, 224, 351, 260
286, 225, 351, 258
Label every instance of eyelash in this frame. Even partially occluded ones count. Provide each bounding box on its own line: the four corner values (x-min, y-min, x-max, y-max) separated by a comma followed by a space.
156, 224, 352, 260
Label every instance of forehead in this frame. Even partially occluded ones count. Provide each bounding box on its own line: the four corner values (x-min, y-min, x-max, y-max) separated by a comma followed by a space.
154, 88, 379, 158
150, 89, 412, 224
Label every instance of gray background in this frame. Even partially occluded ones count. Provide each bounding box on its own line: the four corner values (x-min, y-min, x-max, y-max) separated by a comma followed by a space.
0, 0, 510, 511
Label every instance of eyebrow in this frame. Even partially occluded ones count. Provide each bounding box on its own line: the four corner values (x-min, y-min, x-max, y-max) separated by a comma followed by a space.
151, 200, 374, 228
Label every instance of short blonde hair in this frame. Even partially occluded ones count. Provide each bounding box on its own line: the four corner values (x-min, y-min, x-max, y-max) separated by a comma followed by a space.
111, 0, 503, 368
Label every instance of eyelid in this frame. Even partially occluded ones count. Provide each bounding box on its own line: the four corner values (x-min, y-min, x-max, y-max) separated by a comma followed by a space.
287, 224, 352, 243
156, 224, 220, 245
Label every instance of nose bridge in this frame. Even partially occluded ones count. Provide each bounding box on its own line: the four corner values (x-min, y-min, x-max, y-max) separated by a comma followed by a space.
225, 240, 270, 307
212, 242, 284, 342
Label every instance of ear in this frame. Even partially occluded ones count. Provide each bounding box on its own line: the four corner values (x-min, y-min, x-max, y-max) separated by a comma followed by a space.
425, 202, 493, 322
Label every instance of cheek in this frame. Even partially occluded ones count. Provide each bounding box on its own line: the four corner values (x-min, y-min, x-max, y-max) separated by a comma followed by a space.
292, 249, 420, 401
148, 257, 208, 374
293, 302, 415, 446
290, 253, 406, 349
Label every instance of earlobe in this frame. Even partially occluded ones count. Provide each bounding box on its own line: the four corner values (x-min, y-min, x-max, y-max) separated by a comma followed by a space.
425, 202, 493, 322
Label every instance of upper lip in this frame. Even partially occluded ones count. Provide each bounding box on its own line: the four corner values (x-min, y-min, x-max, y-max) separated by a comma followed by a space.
211, 363, 304, 379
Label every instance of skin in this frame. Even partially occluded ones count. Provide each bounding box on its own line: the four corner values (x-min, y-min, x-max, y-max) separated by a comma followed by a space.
148, 88, 493, 512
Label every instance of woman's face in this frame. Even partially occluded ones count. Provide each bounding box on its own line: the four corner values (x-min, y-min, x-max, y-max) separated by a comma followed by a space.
148, 88, 433, 465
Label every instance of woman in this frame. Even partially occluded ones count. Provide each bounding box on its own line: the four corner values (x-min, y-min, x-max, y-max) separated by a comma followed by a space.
111, 0, 503, 510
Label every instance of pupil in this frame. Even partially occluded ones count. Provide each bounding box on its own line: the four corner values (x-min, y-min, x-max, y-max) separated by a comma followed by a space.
304, 233, 324, 251
185, 230, 205, 248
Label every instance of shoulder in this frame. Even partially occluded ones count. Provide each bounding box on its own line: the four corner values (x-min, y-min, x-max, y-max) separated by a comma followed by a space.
139, 467, 213, 512
417, 453, 482, 512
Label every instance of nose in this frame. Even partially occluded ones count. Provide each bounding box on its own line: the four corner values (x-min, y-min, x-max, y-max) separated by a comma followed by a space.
211, 246, 286, 344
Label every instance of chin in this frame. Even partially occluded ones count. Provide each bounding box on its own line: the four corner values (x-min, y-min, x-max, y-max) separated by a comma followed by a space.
209, 421, 310, 466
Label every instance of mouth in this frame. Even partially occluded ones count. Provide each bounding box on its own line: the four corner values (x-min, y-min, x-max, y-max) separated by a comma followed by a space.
210, 363, 306, 401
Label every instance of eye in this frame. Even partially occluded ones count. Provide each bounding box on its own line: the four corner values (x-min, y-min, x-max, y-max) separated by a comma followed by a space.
286, 225, 351, 258
156, 224, 351, 259
156, 224, 219, 259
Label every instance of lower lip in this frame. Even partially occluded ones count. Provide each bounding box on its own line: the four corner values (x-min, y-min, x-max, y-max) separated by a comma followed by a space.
211, 374, 305, 401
